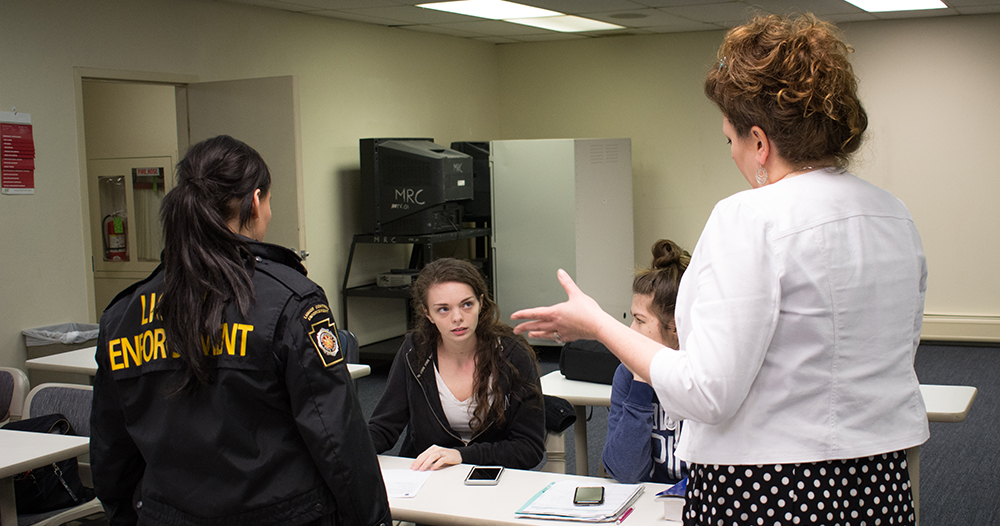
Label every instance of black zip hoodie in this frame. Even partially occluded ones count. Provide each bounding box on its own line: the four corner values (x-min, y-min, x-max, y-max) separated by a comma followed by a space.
367, 332, 545, 469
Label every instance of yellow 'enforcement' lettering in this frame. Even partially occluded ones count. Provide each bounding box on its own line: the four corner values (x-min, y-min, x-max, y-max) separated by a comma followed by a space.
122, 338, 140, 368
108, 323, 252, 371
140, 293, 158, 325
200, 323, 254, 357
109, 339, 124, 371
154, 329, 167, 360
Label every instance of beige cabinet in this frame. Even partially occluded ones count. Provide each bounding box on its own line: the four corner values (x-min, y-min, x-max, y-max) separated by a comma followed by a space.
490, 138, 635, 344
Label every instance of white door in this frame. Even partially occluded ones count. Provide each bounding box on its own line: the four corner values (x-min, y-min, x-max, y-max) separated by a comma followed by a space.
179, 76, 305, 258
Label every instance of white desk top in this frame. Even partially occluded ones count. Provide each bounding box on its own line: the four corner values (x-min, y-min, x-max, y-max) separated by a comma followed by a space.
0, 429, 90, 478
540, 370, 613, 407
25, 347, 372, 380
542, 371, 977, 423
0, 430, 91, 526
378, 455, 678, 525
24, 347, 100, 376
920, 384, 977, 422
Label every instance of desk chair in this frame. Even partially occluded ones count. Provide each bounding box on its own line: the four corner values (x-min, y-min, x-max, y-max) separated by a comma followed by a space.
338, 329, 360, 364
0, 367, 29, 423
19, 383, 103, 526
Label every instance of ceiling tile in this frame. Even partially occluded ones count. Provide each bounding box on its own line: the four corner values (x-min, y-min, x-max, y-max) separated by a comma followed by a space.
631, 0, 734, 6
507, 32, 591, 41
473, 36, 521, 44
748, 0, 868, 15
661, 2, 762, 24
641, 19, 726, 31
339, 5, 480, 24
521, 0, 651, 12
582, 7, 706, 27
218, 0, 322, 12
270, 0, 412, 7
403, 24, 490, 37
432, 19, 555, 35
955, 5, 1000, 12
214, 0, 1000, 39
310, 9, 413, 24
871, 7, 960, 18
822, 11, 879, 22
945, 0, 1000, 5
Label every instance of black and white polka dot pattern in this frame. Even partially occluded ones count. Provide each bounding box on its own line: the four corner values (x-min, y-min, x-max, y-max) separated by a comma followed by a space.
683, 450, 914, 526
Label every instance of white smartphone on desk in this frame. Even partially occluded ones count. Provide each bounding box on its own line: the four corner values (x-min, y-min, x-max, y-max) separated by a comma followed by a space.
464, 466, 504, 485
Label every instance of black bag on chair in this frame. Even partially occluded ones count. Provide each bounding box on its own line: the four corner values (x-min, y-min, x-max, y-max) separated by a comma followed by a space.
3, 413, 96, 513
559, 339, 621, 385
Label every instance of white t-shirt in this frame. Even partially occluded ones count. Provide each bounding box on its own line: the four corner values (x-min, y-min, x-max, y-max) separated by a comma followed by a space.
435, 363, 476, 443
651, 168, 929, 465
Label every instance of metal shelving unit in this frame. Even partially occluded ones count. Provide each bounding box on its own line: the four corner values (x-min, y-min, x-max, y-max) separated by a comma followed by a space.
340, 227, 493, 332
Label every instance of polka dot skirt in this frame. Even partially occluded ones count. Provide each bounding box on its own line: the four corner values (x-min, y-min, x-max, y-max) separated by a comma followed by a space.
683, 450, 914, 526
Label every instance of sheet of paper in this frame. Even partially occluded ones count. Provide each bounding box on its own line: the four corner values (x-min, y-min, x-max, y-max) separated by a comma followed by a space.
381, 468, 432, 498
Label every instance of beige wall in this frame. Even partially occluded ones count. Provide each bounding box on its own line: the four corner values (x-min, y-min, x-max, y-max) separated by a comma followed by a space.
1, 1, 997, 370
497, 15, 1000, 341
0, 0, 501, 368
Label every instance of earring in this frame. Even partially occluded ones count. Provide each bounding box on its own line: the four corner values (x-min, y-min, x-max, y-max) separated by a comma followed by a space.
755, 165, 768, 187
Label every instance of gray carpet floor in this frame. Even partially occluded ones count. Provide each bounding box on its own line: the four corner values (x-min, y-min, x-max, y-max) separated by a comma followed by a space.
357, 341, 998, 525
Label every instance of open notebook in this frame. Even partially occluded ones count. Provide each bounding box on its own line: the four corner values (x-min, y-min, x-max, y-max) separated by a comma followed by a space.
515, 480, 644, 522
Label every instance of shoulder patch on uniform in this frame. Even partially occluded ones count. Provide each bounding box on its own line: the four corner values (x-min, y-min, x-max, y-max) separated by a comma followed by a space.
304, 304, 343, 368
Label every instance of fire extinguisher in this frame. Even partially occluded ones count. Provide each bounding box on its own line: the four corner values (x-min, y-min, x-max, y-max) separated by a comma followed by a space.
103, 212, 127, 261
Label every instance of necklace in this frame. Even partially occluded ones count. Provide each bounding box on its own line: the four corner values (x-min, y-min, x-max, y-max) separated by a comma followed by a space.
784, 165, 829, 179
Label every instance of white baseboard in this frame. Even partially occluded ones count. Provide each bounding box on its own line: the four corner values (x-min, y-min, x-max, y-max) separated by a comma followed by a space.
921, 315, 1000, 343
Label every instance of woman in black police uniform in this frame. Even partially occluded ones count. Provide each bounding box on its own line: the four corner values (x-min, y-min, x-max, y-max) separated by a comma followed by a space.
90, 135, 391, 526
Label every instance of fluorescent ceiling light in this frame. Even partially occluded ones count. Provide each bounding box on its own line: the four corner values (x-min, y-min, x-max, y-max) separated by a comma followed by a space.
418, 0, 561, 20
843, 0, 948, 12
508, 15, 625, 32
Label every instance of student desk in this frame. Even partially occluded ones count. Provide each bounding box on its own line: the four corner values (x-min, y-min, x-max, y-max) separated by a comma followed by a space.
378, 454, 678, 525
540, 371, 978, 477
25, 347, 372, 380
0, 429, 90, 526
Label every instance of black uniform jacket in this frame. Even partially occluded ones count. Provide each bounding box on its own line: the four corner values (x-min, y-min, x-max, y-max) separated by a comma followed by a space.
367, 332, 545, 469
90, 240, 391, 526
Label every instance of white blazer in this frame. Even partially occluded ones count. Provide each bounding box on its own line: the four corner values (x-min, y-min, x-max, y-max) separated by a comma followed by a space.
651, 168, 929, 465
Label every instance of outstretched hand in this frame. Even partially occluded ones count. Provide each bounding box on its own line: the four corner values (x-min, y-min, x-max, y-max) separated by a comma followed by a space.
510, 269, 613, 343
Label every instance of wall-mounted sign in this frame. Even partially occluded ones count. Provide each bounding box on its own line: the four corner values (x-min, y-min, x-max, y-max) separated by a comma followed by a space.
1, 111, 34, 195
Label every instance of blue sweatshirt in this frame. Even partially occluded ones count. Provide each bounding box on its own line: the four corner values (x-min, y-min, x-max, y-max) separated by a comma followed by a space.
602, 364, 686, 484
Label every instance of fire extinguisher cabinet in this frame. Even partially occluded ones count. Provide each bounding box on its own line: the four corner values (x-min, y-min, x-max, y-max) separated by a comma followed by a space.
87, 156, 175, 313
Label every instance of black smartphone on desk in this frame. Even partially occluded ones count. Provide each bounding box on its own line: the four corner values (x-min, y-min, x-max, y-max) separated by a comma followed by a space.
464, 466, 504, 485
573, 486, 605, 505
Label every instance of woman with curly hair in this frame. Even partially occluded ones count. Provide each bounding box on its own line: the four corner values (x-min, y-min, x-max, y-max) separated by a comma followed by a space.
514, 14, 927, 525
368, 258, 545, 471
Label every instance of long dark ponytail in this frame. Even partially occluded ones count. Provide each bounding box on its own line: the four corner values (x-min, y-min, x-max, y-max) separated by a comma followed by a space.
157, 135, 271, 392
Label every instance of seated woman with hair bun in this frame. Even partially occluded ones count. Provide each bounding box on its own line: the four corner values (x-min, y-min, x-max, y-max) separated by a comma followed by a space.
514, 13, 927, 526
603, 239, 690, 485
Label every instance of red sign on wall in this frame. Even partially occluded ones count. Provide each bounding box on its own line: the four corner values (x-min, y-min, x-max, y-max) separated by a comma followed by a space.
1, 114, 35, 195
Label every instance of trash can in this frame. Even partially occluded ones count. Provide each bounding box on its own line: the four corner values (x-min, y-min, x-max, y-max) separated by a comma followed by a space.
22, 322, 100, 386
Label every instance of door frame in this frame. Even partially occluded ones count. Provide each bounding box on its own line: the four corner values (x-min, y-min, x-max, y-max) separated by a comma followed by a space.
74, 68, 198, 322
